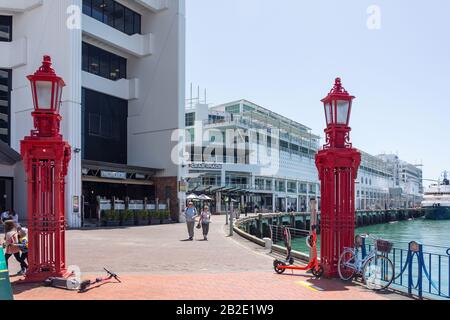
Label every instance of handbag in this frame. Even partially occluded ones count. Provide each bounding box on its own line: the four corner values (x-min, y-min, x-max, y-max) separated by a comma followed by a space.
196, 223, 201, 229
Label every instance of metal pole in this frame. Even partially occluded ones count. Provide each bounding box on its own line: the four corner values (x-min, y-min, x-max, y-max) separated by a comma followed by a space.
310, 198, 317, 260
230, 201, 234, 236
225, 199, 228, 225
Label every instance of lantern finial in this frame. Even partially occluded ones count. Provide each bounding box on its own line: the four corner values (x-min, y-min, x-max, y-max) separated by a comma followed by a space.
330, 77, 348, 95
38, 55, 55, 74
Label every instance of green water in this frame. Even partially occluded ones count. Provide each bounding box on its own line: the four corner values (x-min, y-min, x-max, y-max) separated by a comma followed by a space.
291, 217, 450, 255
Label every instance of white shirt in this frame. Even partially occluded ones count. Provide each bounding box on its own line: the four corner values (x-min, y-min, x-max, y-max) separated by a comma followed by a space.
1, 211, 10, 221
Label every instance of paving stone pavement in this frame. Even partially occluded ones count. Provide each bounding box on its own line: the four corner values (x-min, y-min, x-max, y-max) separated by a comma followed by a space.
9, 215, 409, 300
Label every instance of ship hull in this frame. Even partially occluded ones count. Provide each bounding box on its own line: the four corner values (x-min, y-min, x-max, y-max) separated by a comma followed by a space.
423, 206, 450, 220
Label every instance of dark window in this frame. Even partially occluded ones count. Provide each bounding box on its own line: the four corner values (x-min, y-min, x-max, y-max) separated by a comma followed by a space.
82, 0, 92, 15
113, 2, 125, 32
0, 69, 11, 145
88, 113, 100, 135
82, 42, 89, 71
82, 88, 128, 164
0, 16, 12, 42
124, 8, 134, 35
91, 0, 104, 21
103, 0, 115, 27
82, 42, 127, 81
83, 0, 141, 36
185, 112, 195, 127
99, 49, 110, 79
110, 55, 120, 80
88, 45, 99, 75
134, 14, 141, 35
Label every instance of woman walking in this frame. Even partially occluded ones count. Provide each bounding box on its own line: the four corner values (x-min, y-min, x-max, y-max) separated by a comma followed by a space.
199, 206, 211, 241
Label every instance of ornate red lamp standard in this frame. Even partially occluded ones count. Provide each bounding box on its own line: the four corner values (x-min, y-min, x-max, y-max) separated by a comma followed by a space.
20, 56, 71, 282
315, 78, 361, 278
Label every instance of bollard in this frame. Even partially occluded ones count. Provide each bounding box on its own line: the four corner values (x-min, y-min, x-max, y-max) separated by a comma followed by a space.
263, 238, 273, 252
258, 214, 263, 238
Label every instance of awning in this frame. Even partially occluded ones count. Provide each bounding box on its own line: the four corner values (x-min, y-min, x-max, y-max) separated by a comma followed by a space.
82, 160, 161, 186
0, 141, 21, 165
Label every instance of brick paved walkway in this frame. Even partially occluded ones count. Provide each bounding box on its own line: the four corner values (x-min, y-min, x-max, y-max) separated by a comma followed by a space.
9, 215, 408, 300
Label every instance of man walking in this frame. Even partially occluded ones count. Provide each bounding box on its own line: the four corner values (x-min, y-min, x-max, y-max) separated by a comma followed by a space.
184, 202, 198, 241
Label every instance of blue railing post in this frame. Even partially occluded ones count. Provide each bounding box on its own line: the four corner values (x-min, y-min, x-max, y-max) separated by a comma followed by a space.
361, 237, 367, 259
417, 243, 424, 299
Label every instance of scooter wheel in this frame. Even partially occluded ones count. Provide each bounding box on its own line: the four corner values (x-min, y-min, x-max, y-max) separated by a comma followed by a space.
312, 265, 324, 278
273, 260, 287, 274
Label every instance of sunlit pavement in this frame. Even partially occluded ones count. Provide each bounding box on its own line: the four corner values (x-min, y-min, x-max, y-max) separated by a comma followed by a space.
10, 215, 409, 300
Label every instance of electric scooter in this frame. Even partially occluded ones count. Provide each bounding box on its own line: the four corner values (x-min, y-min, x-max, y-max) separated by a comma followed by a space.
43, 268, 121, 293
79, 268, 121, 293
273, 225, 324, 277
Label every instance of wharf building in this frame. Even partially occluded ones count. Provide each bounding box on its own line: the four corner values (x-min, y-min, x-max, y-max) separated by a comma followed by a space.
0, 0, 186, 227
184, 100, 423, 213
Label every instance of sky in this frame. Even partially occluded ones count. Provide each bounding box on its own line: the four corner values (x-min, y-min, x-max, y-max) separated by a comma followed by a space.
186, 0, 450, 184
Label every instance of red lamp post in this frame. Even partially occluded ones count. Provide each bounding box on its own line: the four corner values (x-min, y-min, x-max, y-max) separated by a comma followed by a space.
20, 56, 71, 282
315, 78, 361, 278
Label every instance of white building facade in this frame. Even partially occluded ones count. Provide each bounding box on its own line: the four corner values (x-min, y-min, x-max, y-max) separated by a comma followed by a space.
184, 100, 423, 213
184, 100, 322, 213
0, 0, 185, 227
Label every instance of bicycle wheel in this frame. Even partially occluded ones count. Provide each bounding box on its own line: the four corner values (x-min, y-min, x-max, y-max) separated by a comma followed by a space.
362, 255, 394, 291
338, 249, 357, 281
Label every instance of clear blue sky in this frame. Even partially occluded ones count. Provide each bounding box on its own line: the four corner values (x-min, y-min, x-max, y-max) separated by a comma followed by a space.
186, 0, 450, 183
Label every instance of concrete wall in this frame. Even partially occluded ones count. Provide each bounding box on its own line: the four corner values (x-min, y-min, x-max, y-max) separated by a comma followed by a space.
128, 0, 185, 179
3, 0, 83, 225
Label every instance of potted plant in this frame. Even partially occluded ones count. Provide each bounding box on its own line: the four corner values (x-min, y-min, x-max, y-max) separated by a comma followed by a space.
150, 210, 161, 225
136, 210, 149, 226
101, 210, 121, 227
160, 210, 171, 224
120, 210, 135, 226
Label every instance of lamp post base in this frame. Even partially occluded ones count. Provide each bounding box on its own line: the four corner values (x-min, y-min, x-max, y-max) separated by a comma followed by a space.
20, 269, 70, 284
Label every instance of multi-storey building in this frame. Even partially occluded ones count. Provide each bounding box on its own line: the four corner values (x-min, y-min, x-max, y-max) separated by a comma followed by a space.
377, 154, 423, 208
184, 100, 321, 213
184, 100, 423, 213
0, 0, 186, 227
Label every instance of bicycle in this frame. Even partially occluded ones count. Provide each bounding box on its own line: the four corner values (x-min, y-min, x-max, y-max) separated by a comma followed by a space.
338, 234, 395, 291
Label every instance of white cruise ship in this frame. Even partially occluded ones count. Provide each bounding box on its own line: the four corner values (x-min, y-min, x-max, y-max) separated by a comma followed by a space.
421, 172, 450, 220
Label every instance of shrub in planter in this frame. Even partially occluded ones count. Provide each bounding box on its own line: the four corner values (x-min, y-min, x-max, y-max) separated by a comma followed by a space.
136, 210, 150, 226
101, 210, 121, 227
120, 210, 135, 226
160, 210, 171, 224
150, 211, 161, 225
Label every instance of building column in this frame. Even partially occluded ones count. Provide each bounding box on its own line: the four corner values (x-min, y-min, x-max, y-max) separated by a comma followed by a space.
216, 191, 222, 214
272, 193, 276, 213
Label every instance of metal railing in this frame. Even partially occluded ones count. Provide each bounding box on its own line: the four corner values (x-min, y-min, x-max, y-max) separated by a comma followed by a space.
363, 239, 450, 300
265, 223, 449, 300
269, 225, 309, 248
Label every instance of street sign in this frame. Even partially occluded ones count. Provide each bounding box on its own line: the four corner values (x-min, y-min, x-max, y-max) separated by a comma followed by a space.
0, 248, 13, 300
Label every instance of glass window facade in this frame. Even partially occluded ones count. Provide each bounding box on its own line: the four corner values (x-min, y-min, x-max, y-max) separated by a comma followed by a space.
82, 42, 127, 81
0, 16, 12, 42
0, 69, 11, 145
185, 112, 195, 127
225, 105, 241, 114
83, 0, 141, 36
82, 88, 128, 164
